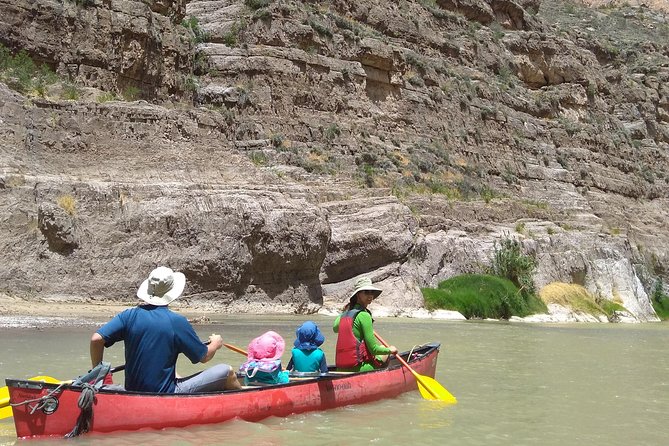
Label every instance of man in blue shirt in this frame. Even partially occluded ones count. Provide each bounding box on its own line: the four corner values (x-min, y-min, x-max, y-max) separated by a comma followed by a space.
90, 266, 240, 393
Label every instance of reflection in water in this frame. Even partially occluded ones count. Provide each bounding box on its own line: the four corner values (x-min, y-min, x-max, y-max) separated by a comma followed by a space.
415, 398, 455, 430
1, 317, 668, 446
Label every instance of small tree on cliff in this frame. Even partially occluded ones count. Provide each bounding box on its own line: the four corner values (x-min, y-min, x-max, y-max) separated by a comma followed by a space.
489, 237, 537, 297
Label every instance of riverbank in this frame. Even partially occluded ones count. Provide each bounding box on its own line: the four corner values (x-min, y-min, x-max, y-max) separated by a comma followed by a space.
0, 294, 222, 328
0, 293, 653, 329
0, 293, 466, 328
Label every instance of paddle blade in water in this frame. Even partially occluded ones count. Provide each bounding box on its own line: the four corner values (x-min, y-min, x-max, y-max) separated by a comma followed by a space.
417, 375, 457, 403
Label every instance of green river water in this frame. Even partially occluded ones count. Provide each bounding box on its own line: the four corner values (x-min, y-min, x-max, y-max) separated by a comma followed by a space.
1, 315, 667, 445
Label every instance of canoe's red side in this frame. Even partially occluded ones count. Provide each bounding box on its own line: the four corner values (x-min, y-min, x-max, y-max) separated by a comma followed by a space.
9, 343, 439, 439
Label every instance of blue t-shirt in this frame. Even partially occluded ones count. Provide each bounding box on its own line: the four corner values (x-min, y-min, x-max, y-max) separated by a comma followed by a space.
287, 348, 327, 373
97, 305, 207, 393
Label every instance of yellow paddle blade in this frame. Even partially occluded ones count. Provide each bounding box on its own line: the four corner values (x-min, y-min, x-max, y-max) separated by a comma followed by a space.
416, 374, 457, 404
0, 385, 8, 407
0, 405, 12, 420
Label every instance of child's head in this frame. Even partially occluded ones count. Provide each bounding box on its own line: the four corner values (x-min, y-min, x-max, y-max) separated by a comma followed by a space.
247, 331, 285, 361
294, 321, 325, 351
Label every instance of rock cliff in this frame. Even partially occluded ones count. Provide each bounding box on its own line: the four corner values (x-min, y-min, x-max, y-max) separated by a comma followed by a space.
0, 0, 667, 321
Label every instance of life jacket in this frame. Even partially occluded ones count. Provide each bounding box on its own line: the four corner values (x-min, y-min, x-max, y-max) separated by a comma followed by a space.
335, 309, 382, 369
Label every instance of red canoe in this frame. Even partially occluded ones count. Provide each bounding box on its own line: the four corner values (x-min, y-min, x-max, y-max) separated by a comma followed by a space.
7, 342, 440, 439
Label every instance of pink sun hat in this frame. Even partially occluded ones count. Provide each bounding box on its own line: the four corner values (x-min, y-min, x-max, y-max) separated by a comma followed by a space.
247, 331, 285, 361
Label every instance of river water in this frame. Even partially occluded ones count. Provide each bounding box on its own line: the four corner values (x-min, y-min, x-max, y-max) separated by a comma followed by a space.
1, 315, 667, 445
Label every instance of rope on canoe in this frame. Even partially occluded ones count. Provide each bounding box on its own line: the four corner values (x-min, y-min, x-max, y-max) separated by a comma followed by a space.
63, 383, 97, 439
64, 362, 111, 439
10, 382, 69, 414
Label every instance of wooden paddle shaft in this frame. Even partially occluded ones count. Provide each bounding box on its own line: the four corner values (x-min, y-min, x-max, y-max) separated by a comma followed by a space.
223, 343, 247, 356
373, 332, 413, 369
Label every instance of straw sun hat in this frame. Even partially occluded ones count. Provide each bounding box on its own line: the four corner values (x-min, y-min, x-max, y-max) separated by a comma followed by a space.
349, 277, 383, 300
136, 266, 186, 306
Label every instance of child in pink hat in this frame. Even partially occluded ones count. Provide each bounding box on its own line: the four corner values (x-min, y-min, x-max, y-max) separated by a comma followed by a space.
239, 331, 290, 385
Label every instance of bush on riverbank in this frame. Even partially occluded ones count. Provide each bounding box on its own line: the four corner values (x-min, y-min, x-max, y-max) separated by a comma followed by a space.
539, 282, 626, 319
421, 274, 547, 319
651, 280, 669, 320
489, 237, 537, 296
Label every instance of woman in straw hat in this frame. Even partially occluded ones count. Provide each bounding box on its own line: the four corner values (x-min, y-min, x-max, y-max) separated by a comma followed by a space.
333, 277, 398, 372
90, 266, 241, 393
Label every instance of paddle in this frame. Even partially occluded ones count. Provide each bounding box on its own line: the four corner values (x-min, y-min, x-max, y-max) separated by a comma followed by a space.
223, 343, 248, 357
374, 332, 457, 403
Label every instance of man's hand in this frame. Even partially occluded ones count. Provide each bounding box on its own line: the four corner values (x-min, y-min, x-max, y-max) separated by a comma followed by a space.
201, 334, 223, 363
208, 334, 223, 350
388, 345, 399, 355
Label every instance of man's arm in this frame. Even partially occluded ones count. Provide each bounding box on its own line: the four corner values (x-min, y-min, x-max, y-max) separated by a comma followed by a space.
200, 334, 223, 363
90, 332, 105, 367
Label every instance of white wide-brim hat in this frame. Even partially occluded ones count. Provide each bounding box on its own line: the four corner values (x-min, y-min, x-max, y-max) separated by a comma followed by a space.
349, 277, 382, 300
137, 266, 186, 306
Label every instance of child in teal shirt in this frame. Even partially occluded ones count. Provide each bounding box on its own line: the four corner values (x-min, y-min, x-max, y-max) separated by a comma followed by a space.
287, 321, 328, 374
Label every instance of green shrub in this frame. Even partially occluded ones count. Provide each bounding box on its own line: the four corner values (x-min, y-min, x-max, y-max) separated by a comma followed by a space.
182, 16, 209, 43
122, 86, 141, 101
96, 92, 118, 103
0, 44, 75, 98
308, 18, 333, 38
324, 123, 341, 142
598, 299, 627, 317
489, 237, 536, 296
422, 274, 547, 319
221, 20, 246, 46
651, 279, 669, 320
245, 0, 271, 10
270, 133, 284, 148
249, 151, 268, 166
61, 83, 80, 100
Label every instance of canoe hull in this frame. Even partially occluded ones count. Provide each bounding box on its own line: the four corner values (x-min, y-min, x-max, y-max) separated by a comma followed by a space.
8, 343, 440, 439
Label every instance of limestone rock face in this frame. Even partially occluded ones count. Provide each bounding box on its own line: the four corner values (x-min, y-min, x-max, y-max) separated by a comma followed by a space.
3, 178, 330, 311
1, 0, 669, 323
37, 202, 79, 255
320, 197, 417, 284
0, 0, 191, 98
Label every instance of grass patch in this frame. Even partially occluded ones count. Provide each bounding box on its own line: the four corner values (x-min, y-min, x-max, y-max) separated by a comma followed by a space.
422, 274, 547, 320
539, 282, 628, 319
57, 195, 76, 216
539, 283, 605, 315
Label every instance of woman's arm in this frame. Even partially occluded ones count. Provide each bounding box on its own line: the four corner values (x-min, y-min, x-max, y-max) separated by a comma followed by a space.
333, 314, 341, 333
356, 312, 391, 356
